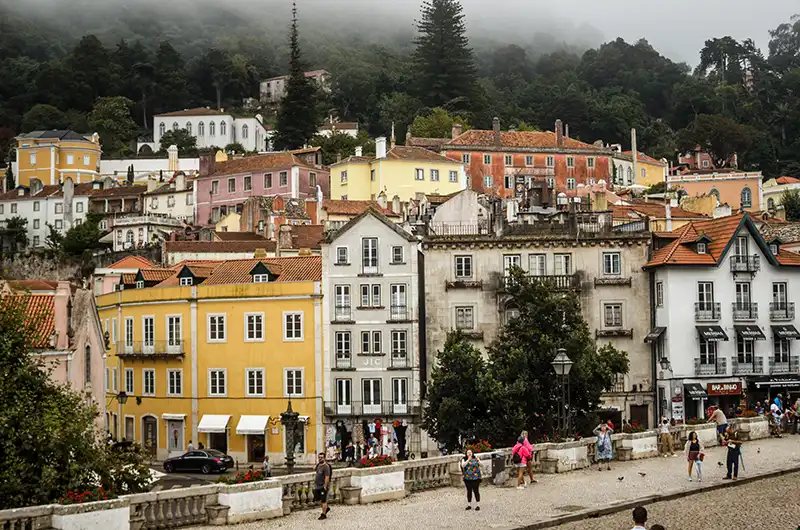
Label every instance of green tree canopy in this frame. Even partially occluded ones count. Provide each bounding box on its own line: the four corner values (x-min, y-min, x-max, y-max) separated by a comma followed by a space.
88, 96, 138, 157
677, 114, 753, 168
159, 128, 198, 155
1, 216, 28, 254
408, 107, 469, 138
781, 189, 800, 221
21, 104, 69, 133
61, 213, 106, 256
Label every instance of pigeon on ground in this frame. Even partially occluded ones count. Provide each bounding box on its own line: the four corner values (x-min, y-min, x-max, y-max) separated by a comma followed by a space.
718, 462, 724, 467
638, 472, 646, 477
757, 448, 761, 454
618, 476, 624, 481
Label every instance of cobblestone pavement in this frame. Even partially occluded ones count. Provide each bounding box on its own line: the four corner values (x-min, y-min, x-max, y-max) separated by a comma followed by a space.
189, 437, 800, 530
556, 471, 800, 530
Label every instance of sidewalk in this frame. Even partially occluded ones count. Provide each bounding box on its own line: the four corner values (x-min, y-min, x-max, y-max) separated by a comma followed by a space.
189, 436, 800, 530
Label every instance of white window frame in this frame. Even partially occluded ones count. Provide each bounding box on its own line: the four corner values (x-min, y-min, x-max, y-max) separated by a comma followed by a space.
208, 369, 227, 397
253, 274, 270, 283
697, 242, 707, 254
462, 153, 470, 164
430, 169, 439, 181
362, 237, 379, 272
283, 311, 304, 341
546, 156, 555, 167
227, 178, 236, 193
124, 317, 134, 349
142, 368, 155, 396
449, 170, 458, 182
603, 252, 622, 276
455, 306, 475, 330
207, 313, 227, 343
179, 277, 193, 286
504, 154, 512, 166
111, 317, 117, 345
483, 175, 492, 188
455, 255, 473, 279
284, 368, 304, 397
245, 312, 265, 342
529, 254, 546, 276
391, 246, 404, 264
415, 168, 424, 181
167, 369, 183, 397
391, 330, 407, 355
566, 156, 575, 168
243, 175, 252, 191
587, 157, 595, 168
336, 331, 352, 357
567, 178, 576, 190
656, 282, 664, 307
142, 315, 155, 350
112, 367, 117, 392
554, 253, 572, 275
246, 368, 265, 397
124, 368, 134, 394
483, 154, 491, 165
604, 303, 623, 328
336, 246, 349, 264
280, 171, 288, 186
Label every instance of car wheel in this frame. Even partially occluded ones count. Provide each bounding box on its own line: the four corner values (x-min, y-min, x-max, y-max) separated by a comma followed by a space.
201, 464, 211, 475
164, 462, 174, 473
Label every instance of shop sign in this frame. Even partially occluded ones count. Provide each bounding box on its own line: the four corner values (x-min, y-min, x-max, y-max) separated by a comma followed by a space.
707, 382, 742, 396
671, 397, 684, 421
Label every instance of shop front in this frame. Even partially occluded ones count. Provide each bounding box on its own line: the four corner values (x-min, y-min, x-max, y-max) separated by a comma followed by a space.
750, 375, 800, 407
706, 381, 744, 415
198, 414, 230, 454
683, 383, 708, 419
163, 413, 187, 457
235, 415, 269, 463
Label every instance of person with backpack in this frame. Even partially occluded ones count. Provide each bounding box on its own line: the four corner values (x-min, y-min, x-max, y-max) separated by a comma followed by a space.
520, 430, 537, 484
511, 436, 531, 489
313, 452, 332, 520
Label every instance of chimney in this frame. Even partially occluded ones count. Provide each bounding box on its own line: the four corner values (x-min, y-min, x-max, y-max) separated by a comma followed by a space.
392, 195, 401, 214
452, 123, 463, 139
147, 177, 158, 193
377, 191, 388, 209
355, 146, 363, 157
199, 150, 217, 178
175, 172, 186, 192
53, 281, 71, 350
390, 122, 396, 149
631, 128, 638, 185
277, 224, 293, 256
555, 119, 564, 147
405, 131, 412, 145
564, 123, 569, 138
492, 117, 501, 147
376, 137, 387, 159
665, 200, 673, 232
168, 144, 179, 172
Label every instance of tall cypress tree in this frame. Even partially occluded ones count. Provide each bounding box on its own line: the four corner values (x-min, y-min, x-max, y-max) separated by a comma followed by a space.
413, 0, 478, 109
273, 2, 319, 151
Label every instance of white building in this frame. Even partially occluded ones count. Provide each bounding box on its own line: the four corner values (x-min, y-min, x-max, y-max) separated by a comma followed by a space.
321, 209, 423, 458
107, 215, 186, 252
142, 171, 196, 224
646, 213, 800, 423
260, 70, 330, 104
142, 108, 269, 153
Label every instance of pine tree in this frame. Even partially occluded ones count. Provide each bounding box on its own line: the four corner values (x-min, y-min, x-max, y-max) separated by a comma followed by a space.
413, 0, 478, 109
273, 2, 319, 151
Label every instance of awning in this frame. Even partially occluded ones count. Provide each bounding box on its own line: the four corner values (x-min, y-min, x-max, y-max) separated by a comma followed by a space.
298, 416, 310, 423
162, 413, 186, 420
685, 383, 708, 400
753, 375, 800, 389
734, 325, 766, 340
644, 327, 666, 343
772, 325, 800, 340
236, 415, 270, 435
198, 414, 231, 433
696, 326, 729, 341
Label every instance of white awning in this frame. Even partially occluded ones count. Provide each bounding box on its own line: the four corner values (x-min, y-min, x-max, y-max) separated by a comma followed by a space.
298, 416, 310, 423
236, 415, 270, 435
198, 414, 231, 433
162, 413, 186, 420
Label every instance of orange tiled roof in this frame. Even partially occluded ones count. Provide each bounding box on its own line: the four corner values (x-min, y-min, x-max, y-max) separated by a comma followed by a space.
322, 200, 400, 218
446, 130, 603, 150
386, 145, 460, 163
139, 269, 174, 282
776, 176, 800, 185
645, 214, 750, 267
210, 153, 313, 177
282, 224, 324, 249
8, 280, 58, 291
213, 231, 267, 242
0, 294, 56, 349
108, 255, 157, 269
121, 273, 137, 285
621, 150, 666, 166
157, 257, 321, 287
611, 203, 708, 220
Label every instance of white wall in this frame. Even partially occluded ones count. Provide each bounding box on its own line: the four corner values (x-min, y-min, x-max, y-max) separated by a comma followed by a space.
100, 158, 199, 180
143, 190, 195, 223
0, 193, 89, 248
154, 115, 267, 152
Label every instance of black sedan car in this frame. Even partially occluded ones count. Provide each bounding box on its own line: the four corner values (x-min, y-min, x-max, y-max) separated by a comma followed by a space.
163, 449, 234, 474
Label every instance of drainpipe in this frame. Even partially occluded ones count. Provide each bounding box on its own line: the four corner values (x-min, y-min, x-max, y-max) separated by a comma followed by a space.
649, 269, 659, 428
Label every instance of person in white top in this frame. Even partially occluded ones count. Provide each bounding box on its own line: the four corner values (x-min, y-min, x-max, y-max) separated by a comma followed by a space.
659, 417, 676, 457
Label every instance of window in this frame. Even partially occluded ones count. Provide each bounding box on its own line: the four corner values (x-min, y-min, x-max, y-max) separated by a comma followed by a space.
242, 124, 249, 139
179, 277, 193, 286
736, 336, 754, 363
246, 369, 265, 397
208, 369, 226, 396
529, 254, 546, 276
33, 219, 39, 229
697, 282, 715, 309
336, 246, 349, 264
770, 243, 778, 256
483, 175, 492, 189
603, 252, 621, 275
656, 282, 663, 307
547, 177, 555, 189
55, 203, 63, 214
504, 174, 513, 189
566, 156, 574, 168
310, 172, 317, 187
336, 331, 351, 357
279, 171, 288, 186
546, 156, 555, 167
697, 242, 707, 254
33, 236, 40, 246
168, 369, 183, 396
391, 246, 404, 264
391, 331, 407, 356
504, 307, 520, 324
220, 121, 227, 136
75, 202, 84, 213
702, 159, 710, 168
483, 154, 491, 165
392, 378, 408, 411
429, 169, 439, 181
567, 178, 576, 190
774, 337, 790, 363
211, 180, 219, 195
455, 306, 474, 330
360, 331, 381, 354
209, 121, 216, 136
415, 168, 424, 181
734, 236, 748, 257
186, 122, 192, 135
172, 122, 179, 131
66, 154, 74, 165
390, 284, 407, 315
30, 152, 36, 165
10, 203, 17, 214
741, 187, 752, 208
341, 195, 348, 200
773, 282, 788, 308
124, 368, 134, 394
142, 316, 154, 348
336, 379, 352, 410
167, 315, 181, 347
453, 255, 473, 279
340, 171, 348, 183
112, 368, 117, 392
503, 254, 522, 275
504, 155, 513, 166
525, 155, 534, 166
0, 204, 3, 214
245, 313, 264, 341
285, 369, 304, 396
111, 317, 117, 345
143, 369, 155, 396
335, 285, 350, 315
207, 314, 226, 342
198, 121, 205, 136
186, 194, 193, 205
699, 339, 717, 365
125, 317, 134, 347
284, 312, 304, 341
554, 254, 572, 275
363, 379, 381, 412
243, 176, 252, 191
253, 274, 270, 283
265, 173, 273, 188
449, 170, 458, 182
768, 198, 775, 210
362, 238, 378, 272
33, 201, 40, 212
589, 177, 596, 185
587, 157, 595, 168
604, 303, 623, 327
227, 178, 236, 193
360, 284, 381, 307
462, 154, 470, 164
105, 367, 109, 392
641, 168, 646, 178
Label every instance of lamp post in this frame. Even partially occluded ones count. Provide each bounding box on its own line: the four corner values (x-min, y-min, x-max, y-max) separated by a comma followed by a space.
551, 348, 573, 437
281, 400, 299, 475
659, 357, 672, 422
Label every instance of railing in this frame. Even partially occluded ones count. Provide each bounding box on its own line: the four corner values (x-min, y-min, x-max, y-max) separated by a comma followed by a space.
502, 273, 580, 291
732, 302, 758, 321
732, 356, 764, 375
730, 255, 760, 273
389, 305, 408, 321
390, 353, 409, 369
361, 262, 379, 275
323, 401, 420, 416
129, 487, 212, 529
694, 357, 727, 376
427, 222, 490, 236
770, 302, 795, 321
694, 302, 721, 321
281, 472, 343, 510
769, 356, 800, 374
116, 340, 185, 357
335, 355, 352, 369
333, 305, 352, 322
403, 456, 453, 492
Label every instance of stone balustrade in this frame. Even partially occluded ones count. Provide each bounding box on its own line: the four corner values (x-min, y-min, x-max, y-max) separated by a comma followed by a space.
0, 417, 772, 529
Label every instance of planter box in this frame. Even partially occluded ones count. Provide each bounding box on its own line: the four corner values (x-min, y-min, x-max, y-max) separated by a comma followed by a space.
541, 440, 590, 473
615, 432, 659, 460
731, 417, 768, 440
217, 480, 283, 524
349, 465, 406, 503
51, 499, 129, 530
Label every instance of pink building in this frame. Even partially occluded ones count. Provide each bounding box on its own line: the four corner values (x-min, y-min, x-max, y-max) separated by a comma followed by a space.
195, 152, 330, 227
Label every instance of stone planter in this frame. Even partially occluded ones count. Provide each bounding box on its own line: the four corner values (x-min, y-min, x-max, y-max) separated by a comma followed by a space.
543, 440, 590, 472
541, 457, 558, 474
51, 499, 129, 530
217, 480, 283, 524
616, 447, 633, 461
205, 504, 230, 526
340, 486, 362, 505
449, 468, 463, 487
731, 417, 768, 441
349, 465, 406, 503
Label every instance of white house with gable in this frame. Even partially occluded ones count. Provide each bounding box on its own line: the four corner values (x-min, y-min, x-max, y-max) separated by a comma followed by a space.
141, 108, 269, 153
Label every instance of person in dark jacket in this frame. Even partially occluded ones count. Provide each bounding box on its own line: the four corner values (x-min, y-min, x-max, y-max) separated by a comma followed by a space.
722, 426, 742, 480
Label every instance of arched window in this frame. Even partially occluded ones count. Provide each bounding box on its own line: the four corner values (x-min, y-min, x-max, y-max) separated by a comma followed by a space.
172, 122, 179, 131
125, 230, 134, 245
626, 167, 633, 183
159, 122, 166, 136
768, 198, 775, 210
220, 121, 227, 137
198, 121, 205, 136
84, 344, 91, 385
242, 124, 249, 139
709, 187, 721, 201
741, 186, 752, 207
209, 121, 216, 136
186, 122, 192, 135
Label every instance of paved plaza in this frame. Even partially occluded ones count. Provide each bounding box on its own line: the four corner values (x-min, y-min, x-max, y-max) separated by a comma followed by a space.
189, 436, 800, 530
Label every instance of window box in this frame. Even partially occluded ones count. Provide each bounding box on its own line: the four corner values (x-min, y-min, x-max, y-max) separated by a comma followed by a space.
594, 277, 632, 287
445, 280, 483, 290
595, 328, 634, 338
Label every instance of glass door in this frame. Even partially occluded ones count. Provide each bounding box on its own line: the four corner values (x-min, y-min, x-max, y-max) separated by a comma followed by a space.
392, 378, 408, 414
362, 379, 382, 415
336, 379, 351, 415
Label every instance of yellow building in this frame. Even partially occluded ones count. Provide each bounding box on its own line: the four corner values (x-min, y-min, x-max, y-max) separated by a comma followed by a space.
611, 150, 668, 188
329, 138, 465, 202
96, 256, 323, 466
15, 130, 102, 188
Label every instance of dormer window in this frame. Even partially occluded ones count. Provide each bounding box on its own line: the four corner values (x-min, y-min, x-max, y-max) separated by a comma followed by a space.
180, 277, 193, 286
253, 274, 270, 283
136, 281, 145, 289
697, 242, 707, 254
250, 261, 275, 283
770, 244, 778, 256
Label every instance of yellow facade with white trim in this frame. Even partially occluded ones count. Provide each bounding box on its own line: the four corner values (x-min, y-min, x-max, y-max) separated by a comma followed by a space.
97, 281, 322, 466
15, 133, 102, 187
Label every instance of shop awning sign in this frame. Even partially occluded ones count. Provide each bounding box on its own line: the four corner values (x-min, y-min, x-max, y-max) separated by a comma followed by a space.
685, 383, 708, 400
734, 325, 766, 340
644, 327, 666, 343
696, 326, 729, 341
771, 325, 800, 340
707, 382, 742, 396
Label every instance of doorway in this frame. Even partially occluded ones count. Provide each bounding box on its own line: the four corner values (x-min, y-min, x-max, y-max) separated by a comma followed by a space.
124, 417, 134, 441
248, 435, 266, 462
209, 432, 228, 454
630, 404, 649, 428
167, 420, 184, 456
143, 416, 157, 457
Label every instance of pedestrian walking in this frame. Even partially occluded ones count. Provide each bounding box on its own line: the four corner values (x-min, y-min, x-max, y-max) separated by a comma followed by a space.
683, 430, 704, 482
707, 406, 728, 444
659, 417, 676, 457
460, 448, 482, 511
187, 440, 194, 451
631, 506, 648, 530
511, 436, 531, 489
198, 442, 205, 449
722, 426, 742, 480
263, 455, 271, 477
520, 430, 537, 483
594, 422, 614, 471
313, 452, 332, 520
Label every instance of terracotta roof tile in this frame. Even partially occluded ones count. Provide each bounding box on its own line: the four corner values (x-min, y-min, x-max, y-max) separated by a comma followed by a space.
140, 269, 174, 282
155, 107, 228, 117
108, 256, 157, 269
7, 280, 58, 291
322, 199, 400, 218
776, 176, 800, 185
209, 153, 313, 177
121, 273, 137, 285
282, 224, 324, 249
760, 221, 800, 244
611, 203, 707, 219
386, 145, 460, 163
406, 137, 448, 149
621, 150, 666, 166
158, 257, 321, 286
645, 214, 747, 267
446, 130, 603, 150
776, 250, 800, 265
0, 185, 63, 201
164, 240, 277, 254
88, 185, 147, 198
0, 294, 56, 348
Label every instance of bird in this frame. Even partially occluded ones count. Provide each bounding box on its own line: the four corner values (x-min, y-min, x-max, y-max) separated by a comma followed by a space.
618, 476, 624, 481
757, 448, 761, 454
718, 462, 724, 467
638, 472, 646, 477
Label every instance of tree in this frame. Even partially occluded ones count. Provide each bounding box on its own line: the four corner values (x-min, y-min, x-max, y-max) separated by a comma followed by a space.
677, 114, 753, 168
413, 0, 478, 109
159, 128, 197, 155
224, 142, 246, 155
87, 96, 138, 157
21, 104, 68, 132
409, 107, 469, 138
206, 49, 234, 110
2, 216, 28, 253
273, 3, 320, 150
781, 189, 800, 221
61, 213, 106, 256
310, 132, 365, 165
0, 295, 151, 509
44, 223, 63, 251
5, 165, 15, 192
422, 331, 491, 451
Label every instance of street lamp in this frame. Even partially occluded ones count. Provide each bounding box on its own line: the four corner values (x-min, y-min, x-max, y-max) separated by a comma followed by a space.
280, 400, 300, 475
551, 348, 573, 437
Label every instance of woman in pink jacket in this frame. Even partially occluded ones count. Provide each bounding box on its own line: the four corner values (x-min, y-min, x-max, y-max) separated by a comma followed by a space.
511, 436, 531, 489
520, 430, 537, 484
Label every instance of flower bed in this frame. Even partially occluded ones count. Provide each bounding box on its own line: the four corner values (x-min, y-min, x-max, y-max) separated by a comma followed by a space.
464, 440, 492, 453
622, 421, 648, 433
358, 455, 393, 467
219, 470, 269, 484
60, 488, 115, 504
685, 417, 708, 425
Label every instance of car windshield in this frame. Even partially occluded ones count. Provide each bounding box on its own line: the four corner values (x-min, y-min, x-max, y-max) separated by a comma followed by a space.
206, 449, 226, 457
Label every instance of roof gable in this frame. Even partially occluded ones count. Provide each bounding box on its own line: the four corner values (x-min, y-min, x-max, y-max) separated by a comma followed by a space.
325, 208, 416, 244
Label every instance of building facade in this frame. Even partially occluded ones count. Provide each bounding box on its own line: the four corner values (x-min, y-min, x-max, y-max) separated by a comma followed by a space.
142, 172, 196, 224
610, 150, 668, 188
667, 170, 763, 214
321, 210, 423, 457
645, 214, 800, 422
260, 70, 330, 104
96, 257, 323, 464
762, 176, 800, 215
149, 108, 269, 153
14, 131, 102, 187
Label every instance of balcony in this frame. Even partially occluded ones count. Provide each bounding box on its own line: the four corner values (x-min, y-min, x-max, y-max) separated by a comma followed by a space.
445, 279, 483, 290
359, 262, 380, 276
388, 305, 411, 322
334, 356, 353, 370
770, 302, 795, 321
695, 302, 721, 321
769, 356, 800, 374
694, 357, 727, 376
117, 340, 184, 359
333, 305, 353, 323
323, 401, 422, 417
732, 302, 758, 321
730, 255, 760, 274
389, 353, 410, 369
502, 274, 580, 292
732, 357, 764, 375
